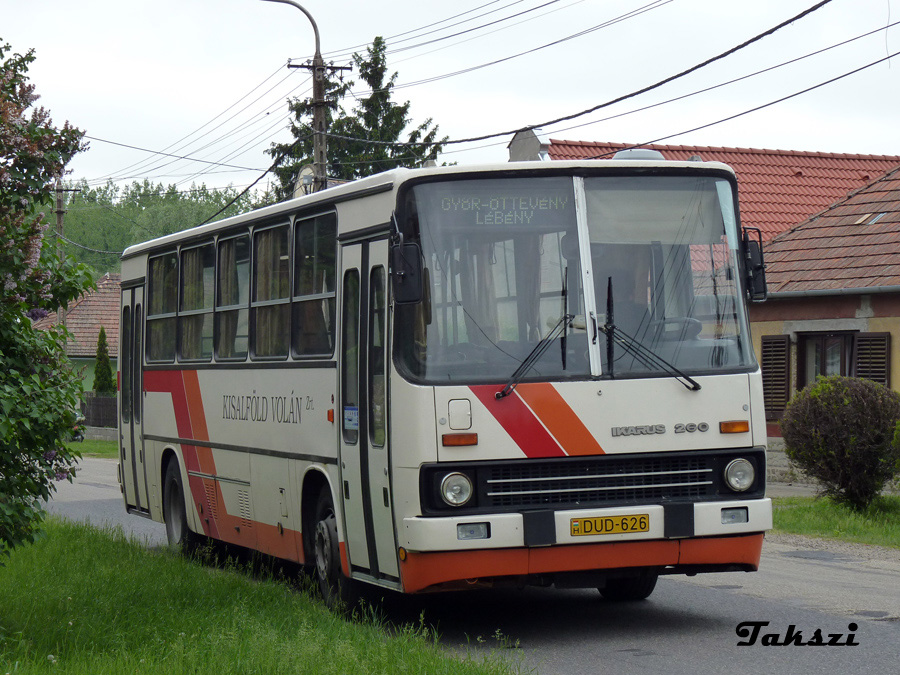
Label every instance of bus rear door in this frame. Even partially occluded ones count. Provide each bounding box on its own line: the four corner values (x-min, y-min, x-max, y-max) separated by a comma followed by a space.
120, 285, 149, 513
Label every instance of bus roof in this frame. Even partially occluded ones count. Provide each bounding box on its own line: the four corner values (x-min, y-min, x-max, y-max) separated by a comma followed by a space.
120, 158, 736, 260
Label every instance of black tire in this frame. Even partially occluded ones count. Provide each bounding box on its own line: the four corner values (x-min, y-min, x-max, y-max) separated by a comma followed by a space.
313, 486, 356, 609
163, 460, 202, 554
599, 572, 658, 601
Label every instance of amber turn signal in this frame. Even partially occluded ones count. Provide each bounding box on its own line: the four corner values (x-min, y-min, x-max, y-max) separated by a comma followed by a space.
720, 420, 750, 434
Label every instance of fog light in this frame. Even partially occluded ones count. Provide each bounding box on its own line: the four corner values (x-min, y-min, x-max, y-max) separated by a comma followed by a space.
724, 458, 755, 492
457, 522, 489, 540
440, 472, 473, 506
721, 507, 749, 524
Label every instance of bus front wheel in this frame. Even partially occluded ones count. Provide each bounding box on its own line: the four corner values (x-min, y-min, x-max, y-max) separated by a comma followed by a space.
599, 572, 658, 601
313, 487, 356, 608
163, 460, 202, 554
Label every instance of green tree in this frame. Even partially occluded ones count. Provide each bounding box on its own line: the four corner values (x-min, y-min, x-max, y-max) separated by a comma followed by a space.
92, 326, 115, 395
1, 39, 93, 558
61, 179, 262, 275
268, 36, 446, 200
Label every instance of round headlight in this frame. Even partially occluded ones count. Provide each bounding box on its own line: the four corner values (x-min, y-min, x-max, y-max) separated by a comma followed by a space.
440, 472, 473, 507
724, 458, 755, 492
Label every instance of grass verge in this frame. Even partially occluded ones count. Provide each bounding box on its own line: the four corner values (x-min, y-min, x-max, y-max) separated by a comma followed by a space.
67, 439, 118, 459
0, 520, 520, 675
772, 494, 900, 549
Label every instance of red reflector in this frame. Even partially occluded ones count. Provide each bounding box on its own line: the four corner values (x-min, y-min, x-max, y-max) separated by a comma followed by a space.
442, 433, 478, 447
720, 420, 750, 434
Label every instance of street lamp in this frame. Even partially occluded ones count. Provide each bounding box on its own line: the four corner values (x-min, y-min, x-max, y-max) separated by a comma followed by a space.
261, 0, 328, 193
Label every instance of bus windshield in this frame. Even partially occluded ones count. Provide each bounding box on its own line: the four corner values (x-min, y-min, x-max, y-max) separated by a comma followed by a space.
395, 173, 756, 384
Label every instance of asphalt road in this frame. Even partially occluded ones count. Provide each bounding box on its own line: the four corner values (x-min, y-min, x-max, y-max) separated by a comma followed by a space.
46, 457, 900, 675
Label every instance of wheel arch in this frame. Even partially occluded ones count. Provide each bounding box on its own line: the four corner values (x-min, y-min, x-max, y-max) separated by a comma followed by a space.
159, 445, 195, 531
300, 466, 336, 567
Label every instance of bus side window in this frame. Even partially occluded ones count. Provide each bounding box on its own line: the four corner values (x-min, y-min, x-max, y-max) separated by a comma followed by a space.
341, 270, 360, 443
179, 242, 215, 361
369, 267, 386, 447
147, 252, 177, 362
252, 224, 290, 359
216, 234, 250, 360
293, 213, 336, 356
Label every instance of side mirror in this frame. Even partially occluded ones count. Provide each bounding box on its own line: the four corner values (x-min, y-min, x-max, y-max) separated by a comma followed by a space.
743, 227, 767, 302
391, 242, 424, 304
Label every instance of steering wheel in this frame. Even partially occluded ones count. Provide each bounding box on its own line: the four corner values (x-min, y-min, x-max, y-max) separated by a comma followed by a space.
648, 317, 702, 341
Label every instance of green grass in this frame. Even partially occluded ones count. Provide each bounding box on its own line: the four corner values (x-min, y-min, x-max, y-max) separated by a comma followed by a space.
772, 494, 900, 549
67, 439, 118, 459
0, 520, 520, 675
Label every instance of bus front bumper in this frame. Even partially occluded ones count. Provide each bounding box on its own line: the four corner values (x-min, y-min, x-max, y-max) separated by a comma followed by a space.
398, 498, 771, 593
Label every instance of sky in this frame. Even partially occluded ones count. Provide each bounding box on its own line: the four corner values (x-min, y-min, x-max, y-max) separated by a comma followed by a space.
5, 0, 900, 198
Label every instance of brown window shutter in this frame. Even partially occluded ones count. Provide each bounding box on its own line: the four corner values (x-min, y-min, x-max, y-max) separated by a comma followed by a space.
761, 335, 791, 420
852, 332, 891, 387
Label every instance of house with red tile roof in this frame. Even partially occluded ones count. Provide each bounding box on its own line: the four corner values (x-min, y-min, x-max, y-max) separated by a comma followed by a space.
749, 165, 900, 432
509, 132, 900, 241
34, 272, 120, 391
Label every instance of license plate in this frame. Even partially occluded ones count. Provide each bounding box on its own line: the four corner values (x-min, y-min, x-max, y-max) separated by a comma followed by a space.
570, 514, 650, 536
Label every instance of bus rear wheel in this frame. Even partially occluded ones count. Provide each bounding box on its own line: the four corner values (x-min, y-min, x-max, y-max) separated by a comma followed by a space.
313, 487, 356, 609
163, 460, 202, 554
599, 572, 658, 601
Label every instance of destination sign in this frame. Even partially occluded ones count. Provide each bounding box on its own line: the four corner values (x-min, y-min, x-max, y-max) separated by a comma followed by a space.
415, 180, 575, 229
439, 193, 571, 226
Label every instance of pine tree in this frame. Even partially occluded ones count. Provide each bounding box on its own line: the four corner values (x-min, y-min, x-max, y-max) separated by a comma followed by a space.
268, 36, 446, 199
93, 326, 115, 395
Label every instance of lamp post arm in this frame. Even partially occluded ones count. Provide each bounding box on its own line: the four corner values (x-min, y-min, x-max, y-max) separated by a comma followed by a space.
260, 0, 321, 56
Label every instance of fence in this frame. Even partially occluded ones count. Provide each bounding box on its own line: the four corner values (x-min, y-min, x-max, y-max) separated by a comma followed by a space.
81, 392, 117, 428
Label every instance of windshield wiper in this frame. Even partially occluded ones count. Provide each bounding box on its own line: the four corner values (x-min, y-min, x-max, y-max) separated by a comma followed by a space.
496, 313, 574, 399
602, 277, 701, 392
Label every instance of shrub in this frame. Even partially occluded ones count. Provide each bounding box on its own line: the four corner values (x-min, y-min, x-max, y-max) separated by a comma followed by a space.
781, 376, 900, 510
93, 325, 115, 395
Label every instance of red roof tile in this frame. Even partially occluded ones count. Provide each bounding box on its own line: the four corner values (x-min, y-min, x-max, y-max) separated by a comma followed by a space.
548, 140, 900, 241
34, 273, 120, 358
764, 166, 900, 293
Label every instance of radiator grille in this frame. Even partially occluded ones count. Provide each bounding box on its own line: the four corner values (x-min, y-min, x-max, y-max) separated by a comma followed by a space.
483, 455, 713, 509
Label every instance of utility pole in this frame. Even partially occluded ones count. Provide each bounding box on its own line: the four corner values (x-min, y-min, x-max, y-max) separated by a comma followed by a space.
55, 178, 67, 330
262, 0, 349, 193
54, 179, 80, 331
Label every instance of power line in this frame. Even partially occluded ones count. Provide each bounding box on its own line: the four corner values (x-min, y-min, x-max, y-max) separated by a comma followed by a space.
389, 0, 588, 68
84, 135, 265, 172
541, 17, 900, 138
55, 233, 122, 256
93, 62, 291, 183
321, 0, 527, 60
196, 134, 313, 227
351, 0, 671, 95
586, 47, 900, 158
435, 0, 837, 145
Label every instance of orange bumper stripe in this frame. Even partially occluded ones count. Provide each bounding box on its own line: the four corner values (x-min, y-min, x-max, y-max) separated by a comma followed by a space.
400, 534, 763, 593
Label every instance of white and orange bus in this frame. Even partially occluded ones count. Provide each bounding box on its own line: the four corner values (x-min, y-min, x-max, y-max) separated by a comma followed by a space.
119, 153, 772, 604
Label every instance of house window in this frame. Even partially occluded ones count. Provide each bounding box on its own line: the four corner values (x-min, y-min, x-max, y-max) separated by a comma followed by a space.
797, 331, 891, 389
799, 332, 852, 388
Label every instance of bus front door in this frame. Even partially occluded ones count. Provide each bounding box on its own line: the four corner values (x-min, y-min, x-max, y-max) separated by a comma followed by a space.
119, 286, 149, 513
338, 238, 399, 582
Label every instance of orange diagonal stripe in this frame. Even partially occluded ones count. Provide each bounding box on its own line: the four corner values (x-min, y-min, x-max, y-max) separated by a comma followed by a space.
182, 370, 214, 474
516, 383, 604, 456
